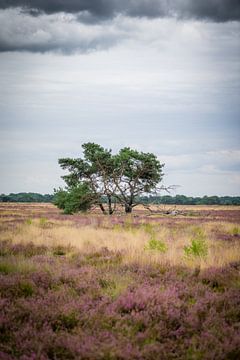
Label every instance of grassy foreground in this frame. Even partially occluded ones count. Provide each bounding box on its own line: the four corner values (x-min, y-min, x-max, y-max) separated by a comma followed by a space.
0, 204, 240, 359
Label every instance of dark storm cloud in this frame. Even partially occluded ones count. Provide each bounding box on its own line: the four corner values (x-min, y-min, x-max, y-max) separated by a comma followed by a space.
0, 0, 239, 53
0, 0, 240, 22
0, 7, 127, 53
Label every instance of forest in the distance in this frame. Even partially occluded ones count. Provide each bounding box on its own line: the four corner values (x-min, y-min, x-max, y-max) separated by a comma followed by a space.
0, 192, 240, 205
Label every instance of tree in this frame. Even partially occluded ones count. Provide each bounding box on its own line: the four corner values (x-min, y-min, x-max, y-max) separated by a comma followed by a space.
57, 143, 164, 214
112, 147, 164, 213
58, 143, 116, 214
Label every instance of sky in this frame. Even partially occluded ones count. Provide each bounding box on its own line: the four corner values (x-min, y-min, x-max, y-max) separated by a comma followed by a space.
0, 0, 240, 196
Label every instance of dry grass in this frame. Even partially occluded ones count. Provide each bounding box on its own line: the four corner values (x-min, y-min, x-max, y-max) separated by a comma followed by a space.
1, 216, 240, 269
136, 204, 240, 211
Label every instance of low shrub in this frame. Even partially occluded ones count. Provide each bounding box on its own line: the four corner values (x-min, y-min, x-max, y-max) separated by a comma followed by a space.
230, 226, 240, 236
144, 238, 168, 253
184, 238, 208, 259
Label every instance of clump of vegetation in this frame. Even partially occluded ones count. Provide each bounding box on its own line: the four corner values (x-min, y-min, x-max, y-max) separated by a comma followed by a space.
184, 227, 208, 259
143, 224, 168, 253
0, 203, 240, 360
0, 228, 240, 360
52, 246, 67, 256
83, 247, 123, 266
183, 238, 208, 258
144, 237, 168, 253
25, 218, 33, 225
0, 261, 15, 274
142, 223, 155, 235
0, 257, 37, 275
52, 312, 79, 332
39, 217, 48, 227
54, 183, 94, 214
230, 226, 240, 236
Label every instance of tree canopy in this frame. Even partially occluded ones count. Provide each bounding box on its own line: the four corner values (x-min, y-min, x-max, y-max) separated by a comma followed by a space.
56, 142, 164, 214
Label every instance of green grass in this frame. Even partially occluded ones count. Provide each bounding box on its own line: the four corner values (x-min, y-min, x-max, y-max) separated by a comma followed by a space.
184, 238, 208, 259
144, 237, 168, 253
0, 257, 36, 274
230, 226, 240, 236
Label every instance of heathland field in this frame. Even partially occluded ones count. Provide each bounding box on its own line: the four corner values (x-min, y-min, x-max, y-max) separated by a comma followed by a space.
0, 203, 240, 359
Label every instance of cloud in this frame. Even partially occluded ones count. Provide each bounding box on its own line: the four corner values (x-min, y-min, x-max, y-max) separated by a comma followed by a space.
0, 0, 239, 22
0, 1, 240, 53
0, 8, 129, 53
1, 6, 239, 54
162, 150, 240, 174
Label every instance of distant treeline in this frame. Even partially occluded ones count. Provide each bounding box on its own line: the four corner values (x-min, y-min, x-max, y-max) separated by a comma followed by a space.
0, 193, 240, 205
0, 193, 54, 203
140, 195, 240, 206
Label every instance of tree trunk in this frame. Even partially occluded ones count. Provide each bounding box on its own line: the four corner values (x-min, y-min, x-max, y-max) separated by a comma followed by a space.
124, 204, 133, 213
99, 203, 107, 215
107, 195, 114, 215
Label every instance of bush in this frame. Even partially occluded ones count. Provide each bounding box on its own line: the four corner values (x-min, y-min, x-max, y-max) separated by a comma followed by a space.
184, 238, 208, 259
144, 238, 168, 253
54, 184, 95, 214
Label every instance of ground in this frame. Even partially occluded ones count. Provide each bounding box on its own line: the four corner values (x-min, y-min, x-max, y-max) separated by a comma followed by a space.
0, 203, 240, 359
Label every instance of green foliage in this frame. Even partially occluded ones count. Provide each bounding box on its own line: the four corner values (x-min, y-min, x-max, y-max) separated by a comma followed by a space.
143, 224, 167, 252
186, 346, 204, 360
184, 238, 208, 259
58, 143, 164, 214
230, 226, 240, 236
53, 188, 68, 210
54, 184, 94, 214
0, 262, 14, 274
52, 313, 79, 332
142, 223, 155, 235
184, 227, 208, 259
1, 192, 240, 205
25, 218, 33, 225
18, 281, 34, 297
0, 192, 53, 203
0, 257, 36, 274
52, 245, 71, 256
114, 147, 164, 213
144, 237, 168, 253
39, 217, 48, 227
140, 194, 240, 205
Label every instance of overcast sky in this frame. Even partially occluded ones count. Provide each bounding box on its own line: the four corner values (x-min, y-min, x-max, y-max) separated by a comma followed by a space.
0, 0, 240, 196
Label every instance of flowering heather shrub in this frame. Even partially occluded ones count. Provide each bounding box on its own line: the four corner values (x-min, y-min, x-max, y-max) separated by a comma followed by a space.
0, 240, 11, 257
0, 257, 37, 275
0, 238, 240, 359
73, 247, 123, 267
11, 242, 48, 257
0, 240, 47, 258
200, 266, 240, 292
